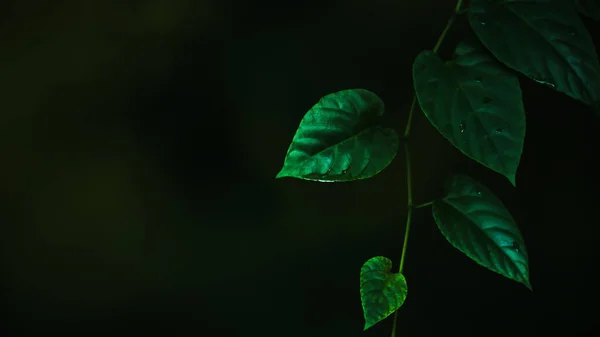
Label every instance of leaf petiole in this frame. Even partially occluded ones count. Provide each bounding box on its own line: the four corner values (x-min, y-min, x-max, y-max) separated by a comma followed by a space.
414, 201, 434, 209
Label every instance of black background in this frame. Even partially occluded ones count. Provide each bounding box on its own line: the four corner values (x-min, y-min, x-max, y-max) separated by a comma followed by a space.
1, 0, 599, 336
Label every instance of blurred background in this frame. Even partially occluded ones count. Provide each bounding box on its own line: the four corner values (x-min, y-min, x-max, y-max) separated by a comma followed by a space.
1, 0, 599, 336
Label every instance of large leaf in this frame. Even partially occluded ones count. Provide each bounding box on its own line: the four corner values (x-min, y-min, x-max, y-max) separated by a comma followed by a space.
360, 256, 408, 331
412, 41, 526, 186
468, 0, 600, 106
574, 0, 600, 20
432, 174, 531, 290
276, 89, 399, 182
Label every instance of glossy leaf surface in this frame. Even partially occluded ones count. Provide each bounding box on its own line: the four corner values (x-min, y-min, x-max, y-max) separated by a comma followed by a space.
432, 174, 531, 290
469, 0, 600, 106
276, 89, 399, 182
412, 42, 525, 186
360, 256, 407, 330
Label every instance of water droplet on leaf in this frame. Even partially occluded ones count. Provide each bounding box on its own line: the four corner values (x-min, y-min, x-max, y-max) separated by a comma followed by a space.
495, 128, 503, 133
474, 76, 482, 83
459, 121, 466, 133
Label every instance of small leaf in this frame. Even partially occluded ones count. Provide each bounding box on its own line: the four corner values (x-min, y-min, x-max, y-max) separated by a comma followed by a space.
468, 0, 600, 106
360, 256, 408, 331
574, 0, 600, 20
412, 41, 526, 186
432, 174, 531, 290
276, 89, 399, 182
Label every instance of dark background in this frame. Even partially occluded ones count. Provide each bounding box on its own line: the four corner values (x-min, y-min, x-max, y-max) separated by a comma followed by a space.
1, 0, 599, 336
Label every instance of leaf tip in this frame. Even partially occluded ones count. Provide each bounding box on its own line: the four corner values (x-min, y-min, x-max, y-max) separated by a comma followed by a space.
508, 173, 517, 187
363, 321, 373, 331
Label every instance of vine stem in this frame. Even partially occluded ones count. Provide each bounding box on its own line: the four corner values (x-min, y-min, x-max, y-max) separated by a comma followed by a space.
390, 1, 463, 337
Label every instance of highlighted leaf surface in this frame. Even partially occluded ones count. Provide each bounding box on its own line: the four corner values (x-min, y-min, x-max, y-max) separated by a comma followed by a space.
468, 0, 600, 106
276, 89, 399, 182
360, 256, 407, 330
432, 174, 531, 290
413, 42, 526, 186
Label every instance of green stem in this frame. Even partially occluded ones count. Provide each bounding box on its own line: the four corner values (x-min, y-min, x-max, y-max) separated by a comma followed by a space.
403, 96, 417, 139
390, 2, 463, 337
415, 201, 434, 209
433, 0, 464, 54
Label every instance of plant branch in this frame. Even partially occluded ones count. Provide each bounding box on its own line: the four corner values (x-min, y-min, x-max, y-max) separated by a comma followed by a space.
403, 96, 417, 139
433, 0, 464, 54
391, 1, 463, 337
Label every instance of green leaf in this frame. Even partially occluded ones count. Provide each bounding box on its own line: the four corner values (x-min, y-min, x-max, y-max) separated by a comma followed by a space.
468, 0, 600, 106
360, 256, 407, 331
574, 0, 600, 20
432, 174, 531, 290
412, 41, 526, 186
276, 89, 399, 182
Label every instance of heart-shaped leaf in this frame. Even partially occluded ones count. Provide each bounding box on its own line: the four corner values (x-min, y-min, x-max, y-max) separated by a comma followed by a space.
412, 41, 526, 186
432, 174, 531, 290
574, 0, 600, 20
360, 256, 408, 330
468, 0, 600, 106
276, 89, 399, 182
